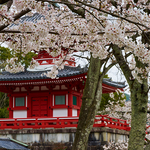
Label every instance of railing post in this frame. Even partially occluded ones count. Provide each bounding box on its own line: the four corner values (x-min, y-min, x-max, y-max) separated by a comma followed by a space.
35, 118, 38, 128
61, 119, 64, 128
0, 120, 4, 129
56, 118, 59, 128
101, 115, 106, 127
14, 118, 17, 129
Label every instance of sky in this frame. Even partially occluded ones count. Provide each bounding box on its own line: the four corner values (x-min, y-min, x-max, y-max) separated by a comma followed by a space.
74, 51, 130, 94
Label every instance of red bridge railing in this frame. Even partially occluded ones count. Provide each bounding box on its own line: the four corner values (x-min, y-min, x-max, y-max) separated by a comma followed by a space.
94, 115, 130, 131
0, 115, 130, 131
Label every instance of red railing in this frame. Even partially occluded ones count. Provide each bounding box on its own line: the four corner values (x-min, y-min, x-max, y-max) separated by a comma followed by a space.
0, 115, 130, 131
94, 115, 130, 131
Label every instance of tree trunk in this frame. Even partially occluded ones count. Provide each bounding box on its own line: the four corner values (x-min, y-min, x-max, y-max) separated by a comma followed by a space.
112, 44, 148, 150
128, 79, 148, 150
72, 56, 103, 150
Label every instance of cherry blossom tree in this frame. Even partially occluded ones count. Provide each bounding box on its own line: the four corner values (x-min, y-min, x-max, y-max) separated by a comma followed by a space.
101, 93, 150, 150
0, 0, 150, 150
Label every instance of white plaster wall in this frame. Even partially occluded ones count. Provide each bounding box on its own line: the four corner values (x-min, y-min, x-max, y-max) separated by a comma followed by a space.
53, 109, 68, 117
13, 110, 27, 118
72, 109, 77, 116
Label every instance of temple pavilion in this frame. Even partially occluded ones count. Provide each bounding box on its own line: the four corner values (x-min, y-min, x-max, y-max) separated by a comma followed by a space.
0, 50, 125, 119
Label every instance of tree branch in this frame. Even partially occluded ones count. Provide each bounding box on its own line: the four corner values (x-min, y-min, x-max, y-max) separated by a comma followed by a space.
125, 52, 132, 59
72, 54, 90, 60
112, 44, 133, 87
0, 8, 31, 31
74, 0, 150, 30
102, 61, 117, 77
0, 0, 9, 4
61, 0, 85, 18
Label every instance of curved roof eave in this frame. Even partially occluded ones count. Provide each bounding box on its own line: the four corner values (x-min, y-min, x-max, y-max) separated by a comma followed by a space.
0, 66, 126, 89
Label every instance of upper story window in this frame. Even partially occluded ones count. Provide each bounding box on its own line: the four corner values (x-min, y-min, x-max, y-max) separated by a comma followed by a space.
15, 97, 25, 106
73, 96, 77, 105
55, 95, 65, 105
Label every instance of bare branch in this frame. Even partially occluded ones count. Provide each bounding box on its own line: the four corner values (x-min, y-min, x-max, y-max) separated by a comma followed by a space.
0, 8, 31, 31
73, 54, 90, 60
112, 44, 133, 87
0, 29, 138, 35
125, 52, 132, 59
0, 0, 9, 4
74, 0, 150, 30
102, 61, 117, 77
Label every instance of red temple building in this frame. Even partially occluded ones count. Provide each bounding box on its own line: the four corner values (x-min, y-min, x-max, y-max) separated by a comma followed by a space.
0, 50, 129, 131
0, 51, 125, 119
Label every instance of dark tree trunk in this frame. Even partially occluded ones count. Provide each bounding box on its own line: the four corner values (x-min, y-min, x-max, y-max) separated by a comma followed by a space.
128, 79, 148, 150
112, 44, 148, 150
72, 56, 103, 150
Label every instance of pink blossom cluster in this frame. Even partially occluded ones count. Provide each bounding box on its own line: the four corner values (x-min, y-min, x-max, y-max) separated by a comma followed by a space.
0, 5, 15, 25
42, 54, 70, 78
29, 58, 39, 69
99, 91, 131, 123
103, 140, 128, 150
5, 57, 24, 73
100, 90, 150, 149
0, 0, 150, 82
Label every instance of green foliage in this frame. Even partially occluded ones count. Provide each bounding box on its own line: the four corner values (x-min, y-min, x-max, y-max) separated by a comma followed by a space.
99, 74, 126, 111
100, 91, 126, 111
15, 52, 37, 68
0, 46, 12, 61
13, 50, 37, 69
0, 92, 9, 118
0, 46, 13, 71
104, 74, 109, 78
0, 107, 9, 118
24, 52, 37, 68
0, 46, 37, 71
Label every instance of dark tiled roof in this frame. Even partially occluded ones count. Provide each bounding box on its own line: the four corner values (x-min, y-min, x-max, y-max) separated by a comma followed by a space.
10, 6, 59, 28
103, 78, 126, 88
0, 138, 29, 150
9, 13, 44, 28
0, 66, 88, 81
0, 66, 126, 88
20, 13, 44, 23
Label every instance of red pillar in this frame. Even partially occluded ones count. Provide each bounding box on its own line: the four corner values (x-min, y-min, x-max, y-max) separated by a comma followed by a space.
9, 96, 13, 118
68, 91, 72, 117
27, 95, 31, 117
49, 93, 53, 117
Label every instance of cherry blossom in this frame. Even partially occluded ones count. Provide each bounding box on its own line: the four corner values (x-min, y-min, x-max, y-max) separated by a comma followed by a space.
100, 90, 150, 149
5, 57, 24, 73
0, 0, 149, 85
